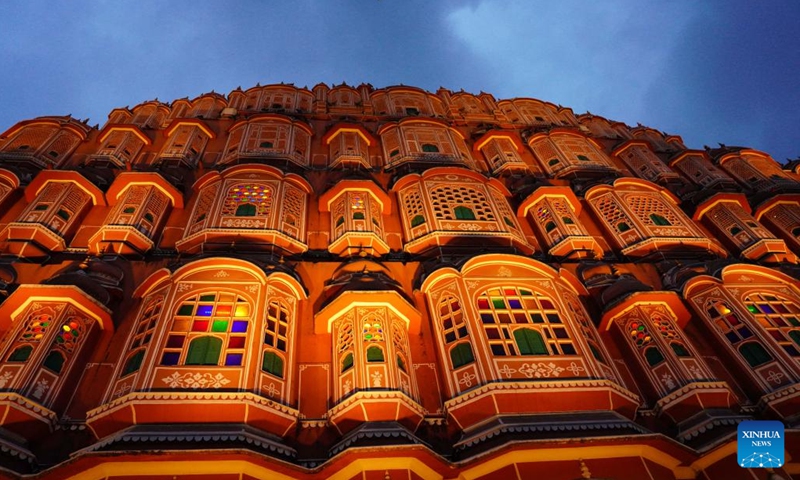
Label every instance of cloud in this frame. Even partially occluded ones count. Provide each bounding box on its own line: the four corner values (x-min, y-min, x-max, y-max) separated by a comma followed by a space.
445, 1, 696, 119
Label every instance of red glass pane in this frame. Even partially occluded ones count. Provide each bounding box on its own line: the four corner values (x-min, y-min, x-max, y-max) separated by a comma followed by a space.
191, 320, 209, 332
228, 336, 246, 348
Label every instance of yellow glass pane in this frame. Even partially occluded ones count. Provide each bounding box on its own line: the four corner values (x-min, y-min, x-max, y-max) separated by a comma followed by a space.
234, 304, 251, 317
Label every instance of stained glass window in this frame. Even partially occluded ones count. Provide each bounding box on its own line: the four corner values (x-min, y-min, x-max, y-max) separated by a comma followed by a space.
8, 345, 32, 362
744, 293, 800, 357
55, 317, 83, 354
121, 296, 163, 377
363, 322, 384, 342
652, 315, 691, 358
221, 184, 272, 217
476, 286, 575, 356
628, 320, 664, 366
162, 292, 250, 367
439, 296, 468, 345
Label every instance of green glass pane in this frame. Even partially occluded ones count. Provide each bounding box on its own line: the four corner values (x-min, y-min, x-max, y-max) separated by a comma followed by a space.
341, 353, 354, 372
747, 305, 759, 314
177, 304, 194, 316
199, 294, 216, 301
212, 320, 229, 332
8, 345, 33, 362
492, 298, 506, 309
645, 347, 664, 366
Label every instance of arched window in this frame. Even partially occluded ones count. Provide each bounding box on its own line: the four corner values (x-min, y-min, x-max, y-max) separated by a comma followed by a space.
411, 215, 425, 227
161, 292, 251, 367
122, 350, 145, 377
739, 341, 772, 367
514, 328, 548, 355
341, 352, 354, 372
366, 346, 384, 362
644, 346, 664, 366
439, 296, 468, 344
8, 345, 33, 362
264, 300, 289, 352
235, 203, 256, 217
430, 186, 494, 222
450, 342, 474, 368
649, 213, 672, 226
43, 350, 65, 373
422, 143, 439, 153
628, 320, 664, 366
744, 293, 800, 357
221, 184, 272, 217
118, 295, 163, 378
262, 351, 284, 378
454, 206, 476, 220
477, 287, 575, 356
186, 336, 223, 365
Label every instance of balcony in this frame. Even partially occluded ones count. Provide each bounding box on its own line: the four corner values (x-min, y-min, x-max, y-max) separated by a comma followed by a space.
385, 152, 470, 170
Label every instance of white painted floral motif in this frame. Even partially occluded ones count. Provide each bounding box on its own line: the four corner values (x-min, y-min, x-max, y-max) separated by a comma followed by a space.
457, 223, 481, 231
222, 218, 264, 228
0, 371, 13, 389
518, 362, 564, 378
177, 283, 193, 293
371, 371, 383, 387
32, 379, 50, 399
688, 364, 704, 379
567, 362, 585, 376
247, 284, 259, 293
342, 379, 352, 395
497, 267, 512, 277
113, 381, 132, 399
458, 371, 477, 388
161, 372, 231, 389
661, 372, 676, 390
214, 270, 230, 278
498, 364, 516, 378
264, 383, 280, 397
766, 370, 785, 384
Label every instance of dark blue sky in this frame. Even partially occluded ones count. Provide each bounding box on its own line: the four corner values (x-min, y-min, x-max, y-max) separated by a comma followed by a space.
1, 1, 798, 162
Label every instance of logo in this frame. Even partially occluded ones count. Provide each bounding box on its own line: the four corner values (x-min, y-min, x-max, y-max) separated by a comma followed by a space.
738, 420, 784, 468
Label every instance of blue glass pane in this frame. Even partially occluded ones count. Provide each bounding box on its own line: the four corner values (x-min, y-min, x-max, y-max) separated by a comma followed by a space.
161, 352, 180, 366
225, 353, 243, 366
739, 326, 753, 339
231, 320, 248, 333
480, 313, 495, 324
196, 305, 213, 317
508, 299, 522, 309
725, 332, 739, 344
759, 304, 775, 314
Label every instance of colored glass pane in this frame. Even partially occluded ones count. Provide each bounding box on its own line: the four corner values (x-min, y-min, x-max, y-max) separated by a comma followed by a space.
199, 294, 216, 301
215, 305, 232, 316
492, 298, 505, 309
191, 320, 209, 332
225, 353, 243, 366
234, 305, 250, 317
211, 320, 228, 332
195, 305, 213, 317
166, 335, 185, 348
231, 321, 248, 333
177, 304, 193, 316
228, 337, 246, 348
161, 352, 180, 366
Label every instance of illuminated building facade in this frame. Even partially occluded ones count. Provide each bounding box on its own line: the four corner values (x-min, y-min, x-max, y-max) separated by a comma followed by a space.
0, 83, 798, 479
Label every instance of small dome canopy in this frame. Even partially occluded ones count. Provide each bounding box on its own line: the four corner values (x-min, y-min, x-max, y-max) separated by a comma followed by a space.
315, 259, 420, 335
599, 276, 654, 310
44, 258, 124, 309
24, 170, 107, 205
134, 256, 307, 301
0, 115, 93, 142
